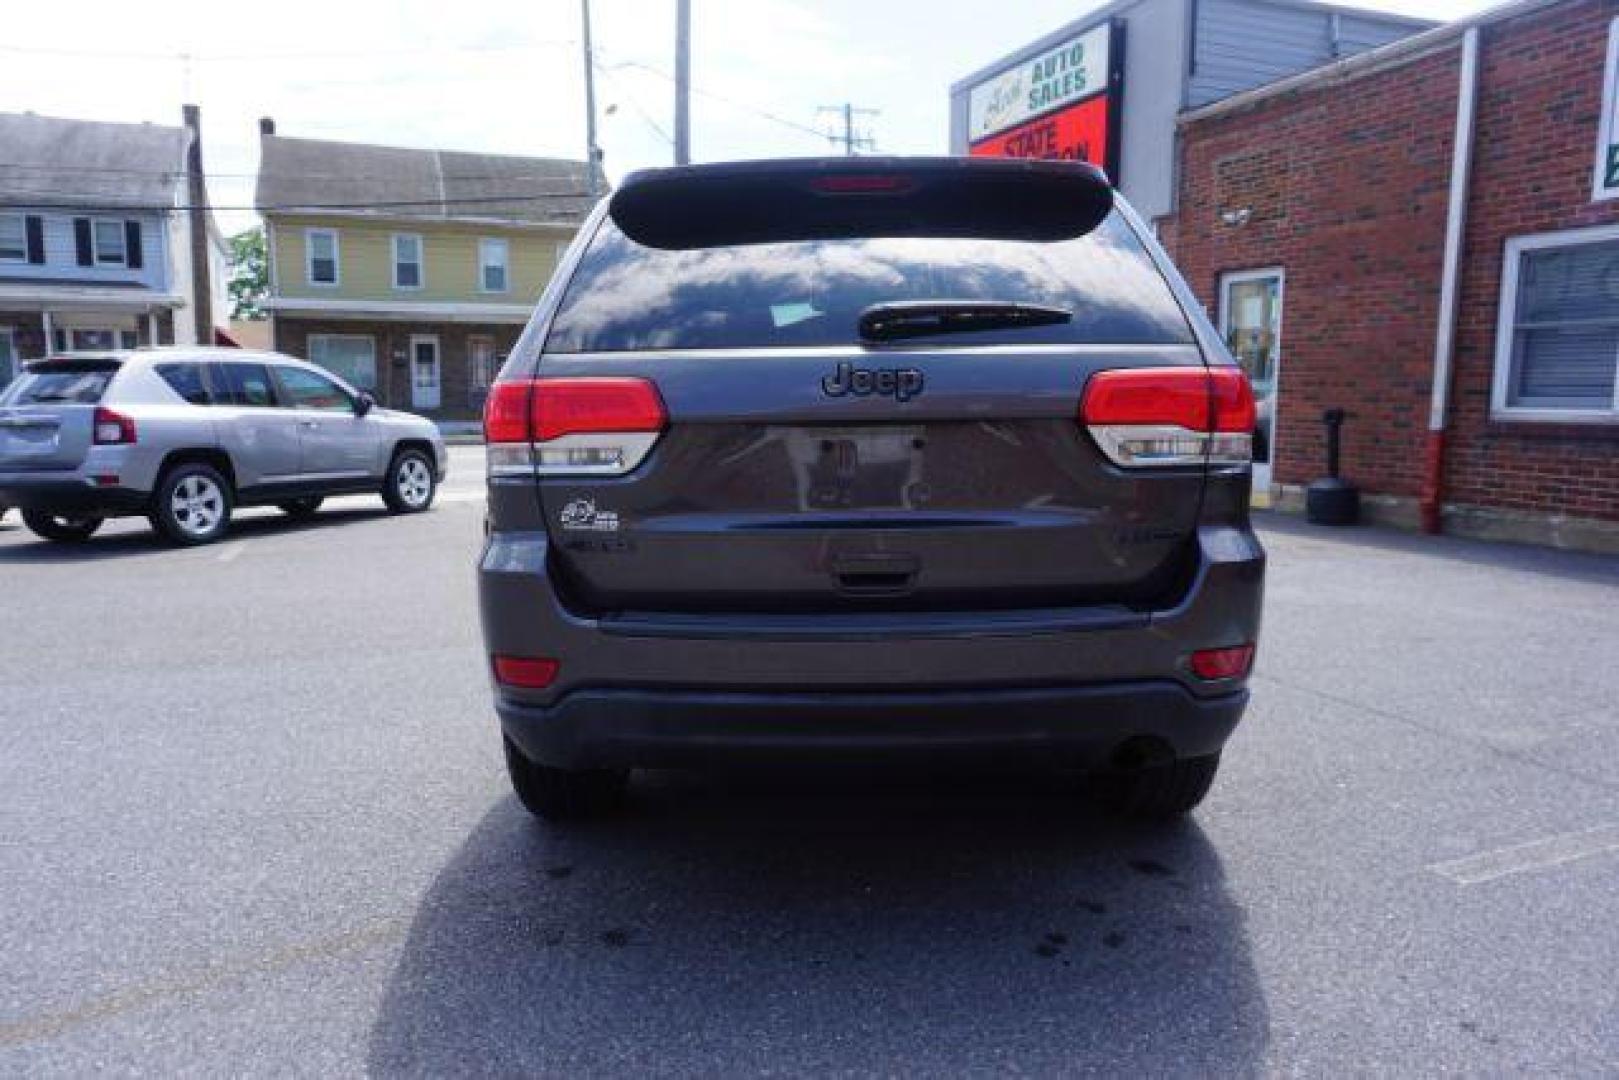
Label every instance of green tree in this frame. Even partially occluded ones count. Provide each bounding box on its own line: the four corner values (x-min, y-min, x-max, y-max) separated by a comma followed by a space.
228, 227, 268, 320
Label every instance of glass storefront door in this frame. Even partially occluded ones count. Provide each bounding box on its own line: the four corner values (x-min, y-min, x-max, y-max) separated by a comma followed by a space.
1220, 270, 1284, 491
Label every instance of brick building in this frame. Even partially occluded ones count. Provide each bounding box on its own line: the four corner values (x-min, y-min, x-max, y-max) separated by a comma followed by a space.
1166, 0, 1619, 551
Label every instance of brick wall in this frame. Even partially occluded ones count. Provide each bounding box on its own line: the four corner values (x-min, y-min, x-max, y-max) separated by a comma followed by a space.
273, 318, 521, 422
1167, 43, 1463, 500
1168, 0, 1619, 530
1445, 0, 1619, 521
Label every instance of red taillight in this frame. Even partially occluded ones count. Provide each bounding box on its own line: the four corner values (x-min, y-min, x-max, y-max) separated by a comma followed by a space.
483, 380, 532, 444
531, 378, 666, 441
1081, 368, 1217, 430
483, 377, 667, 478
492, 655, 560, 689
92, 407, 136, 445
1079, 367, 1255, 467
809, 174, 917, 194
1208, 368, 1257, 433
1190, 644, 1255, 681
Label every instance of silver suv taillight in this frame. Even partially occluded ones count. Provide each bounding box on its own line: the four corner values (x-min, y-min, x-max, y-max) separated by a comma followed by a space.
1080, 367, 1255, 467
483, 377, 667, 478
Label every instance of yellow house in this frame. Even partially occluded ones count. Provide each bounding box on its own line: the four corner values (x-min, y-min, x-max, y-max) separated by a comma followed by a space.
255, 122, 595, 421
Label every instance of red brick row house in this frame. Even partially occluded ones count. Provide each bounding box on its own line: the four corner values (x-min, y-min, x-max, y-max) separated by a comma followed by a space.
1165, 0, 1619, 552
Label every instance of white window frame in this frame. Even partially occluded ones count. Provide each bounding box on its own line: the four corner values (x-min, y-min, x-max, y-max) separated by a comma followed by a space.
392, 232, 424, 290
306, 333, 377, 391
1593, 16, 1619, 202
305, 227, 340, 287
0, 213, 26, 263
92, 218, 127, 267
1492, 223, 1619, 424
478, 237, 509, 294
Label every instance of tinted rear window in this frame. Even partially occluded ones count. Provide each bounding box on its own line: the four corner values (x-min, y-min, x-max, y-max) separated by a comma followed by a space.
210, 363, 277, 407
0, 363, 117, 405
156, 362, 212, 405
545, 211, 1193, 353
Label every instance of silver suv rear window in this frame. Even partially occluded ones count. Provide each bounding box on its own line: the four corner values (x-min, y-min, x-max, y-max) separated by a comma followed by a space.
1, 362, 118, 405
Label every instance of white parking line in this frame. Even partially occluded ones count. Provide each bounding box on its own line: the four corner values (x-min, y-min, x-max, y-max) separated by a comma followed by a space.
215, 541, 247, 563
1430, 823, 1619, 885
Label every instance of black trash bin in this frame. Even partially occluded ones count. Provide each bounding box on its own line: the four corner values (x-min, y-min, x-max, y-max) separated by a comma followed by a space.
1306, 408, 1360, 526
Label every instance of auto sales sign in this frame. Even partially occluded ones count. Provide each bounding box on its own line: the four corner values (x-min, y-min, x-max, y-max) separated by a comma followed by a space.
966, 22, 1122, 177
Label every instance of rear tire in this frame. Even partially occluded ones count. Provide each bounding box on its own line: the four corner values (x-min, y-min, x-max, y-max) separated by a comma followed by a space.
150, 462, 233, 546
382, 448, 436, 513
1090, 753, 1221, 820
277, 496, 324, 518
503, 736, 627, 822
22, 510, 104, 543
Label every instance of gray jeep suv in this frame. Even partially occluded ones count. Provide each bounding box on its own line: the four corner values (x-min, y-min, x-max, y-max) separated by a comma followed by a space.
478, 158, 1265, 821
0, 347, 446, 545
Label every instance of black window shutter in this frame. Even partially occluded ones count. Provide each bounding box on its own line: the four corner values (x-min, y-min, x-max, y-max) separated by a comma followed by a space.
24, 216, 44, 264
73, 218, 92, 266
125, 221, 143, 269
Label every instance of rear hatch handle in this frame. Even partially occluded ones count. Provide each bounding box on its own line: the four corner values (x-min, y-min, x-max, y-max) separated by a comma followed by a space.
830, 552, 921, 597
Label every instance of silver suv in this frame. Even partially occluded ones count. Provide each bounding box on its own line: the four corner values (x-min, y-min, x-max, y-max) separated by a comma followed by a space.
0, 347, 447, 545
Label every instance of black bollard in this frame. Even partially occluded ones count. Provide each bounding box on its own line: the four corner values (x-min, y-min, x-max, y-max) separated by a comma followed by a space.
1306, 408, 1360, 526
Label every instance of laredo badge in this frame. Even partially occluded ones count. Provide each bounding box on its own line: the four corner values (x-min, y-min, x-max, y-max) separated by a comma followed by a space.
559, 497, 621, 532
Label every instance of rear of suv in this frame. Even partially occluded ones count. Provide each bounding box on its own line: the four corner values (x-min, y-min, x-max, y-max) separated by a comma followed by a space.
479, 158, 1264, 821
0, 347, 446, 545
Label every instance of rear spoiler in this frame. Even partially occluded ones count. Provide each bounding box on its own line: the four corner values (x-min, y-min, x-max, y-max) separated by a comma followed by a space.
609, 156, 1114, 250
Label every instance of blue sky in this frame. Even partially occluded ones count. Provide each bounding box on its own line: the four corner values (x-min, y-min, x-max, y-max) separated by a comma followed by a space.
0, 0, 1499, 232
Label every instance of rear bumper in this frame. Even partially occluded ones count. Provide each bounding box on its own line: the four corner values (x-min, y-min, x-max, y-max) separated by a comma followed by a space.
499, 682, 1247, 770
0, 474, 147, 515
481, 523, 1264, 770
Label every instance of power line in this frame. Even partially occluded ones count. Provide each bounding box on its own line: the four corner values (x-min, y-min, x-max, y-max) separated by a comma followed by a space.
817, 103, 879, 156
596, 67, 674, 147
0, 40, 575, 63
0, 163, 591, 184
0, 191, 595, 214
597, 56, 829, 143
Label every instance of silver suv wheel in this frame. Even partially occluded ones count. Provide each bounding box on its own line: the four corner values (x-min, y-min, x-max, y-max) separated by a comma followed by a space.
151, 462, 233, 546
389, 454, 435, 512
171, 475, 226, 538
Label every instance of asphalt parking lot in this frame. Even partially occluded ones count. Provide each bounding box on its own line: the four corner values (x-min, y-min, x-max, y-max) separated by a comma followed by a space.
2, 444, 1616, 1075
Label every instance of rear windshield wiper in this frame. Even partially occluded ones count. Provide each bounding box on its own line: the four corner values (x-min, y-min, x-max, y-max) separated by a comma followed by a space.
858, 300, 1073, 342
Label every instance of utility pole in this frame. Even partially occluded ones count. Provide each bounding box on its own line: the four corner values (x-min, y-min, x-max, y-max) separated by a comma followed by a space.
816, 103, 879, 156
580, 0, 603, 195
674, 0, 691, 165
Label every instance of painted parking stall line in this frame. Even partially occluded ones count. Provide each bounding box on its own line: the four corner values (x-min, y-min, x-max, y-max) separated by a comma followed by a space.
1430, 823, 1619, 886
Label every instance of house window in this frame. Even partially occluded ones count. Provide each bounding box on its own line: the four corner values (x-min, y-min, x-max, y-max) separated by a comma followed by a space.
93, 219, 127, 266
393, 233, 423, 289
1494, 226, 1619, 421
469, 335, 497, 391
306, 228, 339, 285
69, 329, 118, 352
0, 214, 25, 263
479, 238, 509, 293
307, 334, 377, 391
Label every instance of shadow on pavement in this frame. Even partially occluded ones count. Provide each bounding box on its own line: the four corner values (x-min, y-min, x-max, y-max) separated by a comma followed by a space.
1256, 509, 1619, 585
0, 506, 397, 563
368, 772, 1269, 1075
